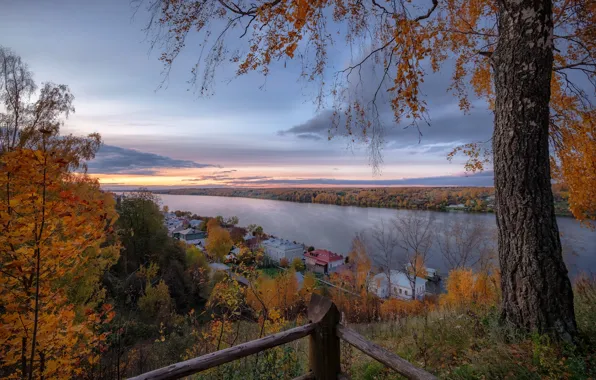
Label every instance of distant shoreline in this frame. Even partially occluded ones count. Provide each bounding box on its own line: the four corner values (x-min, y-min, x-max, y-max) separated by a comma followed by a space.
146, 187, 574, 218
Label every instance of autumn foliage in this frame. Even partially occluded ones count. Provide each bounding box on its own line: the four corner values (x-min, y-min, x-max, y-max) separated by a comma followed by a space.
440, 268, 500, 310
0, 148, 118, 378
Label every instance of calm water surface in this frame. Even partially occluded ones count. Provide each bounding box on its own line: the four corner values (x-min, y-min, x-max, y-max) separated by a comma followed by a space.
157, 194, 595, 277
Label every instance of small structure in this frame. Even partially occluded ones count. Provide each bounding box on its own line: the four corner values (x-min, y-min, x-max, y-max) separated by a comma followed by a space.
261, 237, 304, 263
173, 228, 206, 242
304, 249, 345, 275
208, 263, 249, 286
369, 270, 427, 300
445, 204, 467, 211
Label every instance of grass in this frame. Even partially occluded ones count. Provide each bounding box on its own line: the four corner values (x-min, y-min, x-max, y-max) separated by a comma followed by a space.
126, 276, 596, 379
258, 267, 285, 278
341, 287, 596, 380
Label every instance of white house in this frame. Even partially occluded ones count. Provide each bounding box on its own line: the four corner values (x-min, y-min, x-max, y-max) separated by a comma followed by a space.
369, 270, 428, 300
260, 238, 304, 263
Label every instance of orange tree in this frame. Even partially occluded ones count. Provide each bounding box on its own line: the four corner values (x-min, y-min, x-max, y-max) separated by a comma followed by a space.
0, 147, 118, 379
0, 47, 118, 378
141, 0, 594, 341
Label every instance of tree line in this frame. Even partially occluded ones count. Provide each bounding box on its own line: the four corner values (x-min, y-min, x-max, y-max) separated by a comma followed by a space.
158, 186, 572, 216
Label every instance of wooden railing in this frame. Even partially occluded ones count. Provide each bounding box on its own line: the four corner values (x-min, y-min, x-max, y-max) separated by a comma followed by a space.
129, 294, 437, 380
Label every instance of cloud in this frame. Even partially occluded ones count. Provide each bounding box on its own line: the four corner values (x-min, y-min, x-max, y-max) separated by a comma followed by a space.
88, 144, 218, 175
278, 56, 493, 149
296, 133, 323, 141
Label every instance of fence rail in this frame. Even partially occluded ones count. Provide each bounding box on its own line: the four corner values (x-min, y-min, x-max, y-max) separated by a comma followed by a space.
129, 294, 437, 380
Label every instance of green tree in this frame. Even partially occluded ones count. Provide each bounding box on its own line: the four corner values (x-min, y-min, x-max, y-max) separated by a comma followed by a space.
115, 190, 168, 276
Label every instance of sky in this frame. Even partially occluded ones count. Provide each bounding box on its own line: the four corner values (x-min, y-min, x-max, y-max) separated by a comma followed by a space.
0, 0, 495, 189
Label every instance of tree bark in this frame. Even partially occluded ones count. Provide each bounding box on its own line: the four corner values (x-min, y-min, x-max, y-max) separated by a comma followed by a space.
492, 0, 577, 341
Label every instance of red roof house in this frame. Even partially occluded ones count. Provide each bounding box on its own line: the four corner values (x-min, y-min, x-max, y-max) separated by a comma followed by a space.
304, 249, 345, 274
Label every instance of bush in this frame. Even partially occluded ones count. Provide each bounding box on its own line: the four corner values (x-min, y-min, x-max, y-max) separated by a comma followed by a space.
280, 258, 289, 268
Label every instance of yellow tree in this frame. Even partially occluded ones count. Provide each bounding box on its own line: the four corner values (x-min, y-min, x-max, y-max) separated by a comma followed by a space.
206, 226, 234, 261
0, 148, 117, 379
142, 0, 595, 340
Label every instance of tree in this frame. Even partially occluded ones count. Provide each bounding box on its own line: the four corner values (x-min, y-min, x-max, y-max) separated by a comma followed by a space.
115, 190, 168, 276
1, 46, 101, 164
291, 257, 305, 272
393, 214, 435, 300
229, 226, 247, 244
0, 150, 118, 379
0, 48, 117, 378
206, 217, 221, 234
206, 227, 233, 261
253, 226, 264, 237
225, 215, 239, 227
436, 217, 491, 270
371, 219, 399, 298
348, 232, 372, 293
141, 0, 594, 339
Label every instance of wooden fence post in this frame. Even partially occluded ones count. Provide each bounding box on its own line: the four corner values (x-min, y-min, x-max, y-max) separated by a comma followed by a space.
308, 294, 341, 380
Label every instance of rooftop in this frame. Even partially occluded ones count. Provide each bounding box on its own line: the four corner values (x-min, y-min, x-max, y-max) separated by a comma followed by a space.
372, 270, 427, 290
261, 237, 303, 250
304, 249, 344, 265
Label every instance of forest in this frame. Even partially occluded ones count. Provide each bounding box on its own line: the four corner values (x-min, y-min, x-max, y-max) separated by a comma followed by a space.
158, 186, 573, 216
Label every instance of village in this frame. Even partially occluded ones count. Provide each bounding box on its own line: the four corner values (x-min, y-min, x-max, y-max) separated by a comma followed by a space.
163, 209, 443, 301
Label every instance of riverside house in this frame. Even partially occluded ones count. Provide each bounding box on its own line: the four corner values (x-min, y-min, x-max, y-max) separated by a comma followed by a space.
173, 228, 206, 242
260, 237, 304, 263
304, 249, 345, 275
369, 270, 428, 300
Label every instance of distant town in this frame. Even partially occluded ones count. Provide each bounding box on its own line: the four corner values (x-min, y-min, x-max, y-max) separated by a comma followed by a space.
156, 198, 443, 301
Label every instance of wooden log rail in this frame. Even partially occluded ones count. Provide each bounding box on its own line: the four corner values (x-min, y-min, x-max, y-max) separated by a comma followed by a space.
129, 294, 437, 380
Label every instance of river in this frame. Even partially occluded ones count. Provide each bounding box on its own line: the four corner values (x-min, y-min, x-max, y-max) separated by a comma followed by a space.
156, 194, 595, 277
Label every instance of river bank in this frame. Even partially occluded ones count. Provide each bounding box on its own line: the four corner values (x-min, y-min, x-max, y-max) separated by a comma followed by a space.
153, 194, 593, 277
152, 187, 574, 217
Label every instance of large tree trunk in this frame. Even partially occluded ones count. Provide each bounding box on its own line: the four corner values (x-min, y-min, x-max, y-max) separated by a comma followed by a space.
492, 0, 577, 341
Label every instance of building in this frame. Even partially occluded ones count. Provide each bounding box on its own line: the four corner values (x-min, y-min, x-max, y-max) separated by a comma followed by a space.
369, 270, 428, 300
173, 228, 206, 242
260, 237, 304, 263
189, 219, 202, 228
304, 249, 345, 274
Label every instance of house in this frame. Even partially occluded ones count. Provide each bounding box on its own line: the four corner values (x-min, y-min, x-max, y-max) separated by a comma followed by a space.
260, 237, 304, 263
369, 270, 428, 300
225, 246, 241, 261
304, 249, 345, 274
173, 228, 206, 242
189, 219, 202, 228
